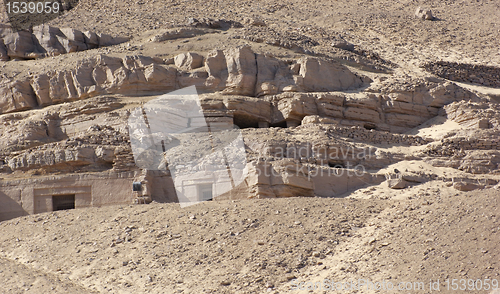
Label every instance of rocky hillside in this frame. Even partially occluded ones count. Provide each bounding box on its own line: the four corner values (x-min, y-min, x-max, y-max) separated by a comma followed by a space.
0, 0, 499, 293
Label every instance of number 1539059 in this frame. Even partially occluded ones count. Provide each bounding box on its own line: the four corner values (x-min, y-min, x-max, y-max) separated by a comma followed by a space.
6, 2, 60, 14
445, 279, 498, 291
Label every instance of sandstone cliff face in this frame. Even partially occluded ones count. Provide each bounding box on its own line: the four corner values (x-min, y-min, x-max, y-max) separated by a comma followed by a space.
0, 41, 498, 203
0, 24, 127, 60
0, 46, 480, 136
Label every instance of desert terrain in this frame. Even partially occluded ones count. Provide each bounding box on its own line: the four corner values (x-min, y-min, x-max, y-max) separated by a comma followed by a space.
0, 0, 499, 293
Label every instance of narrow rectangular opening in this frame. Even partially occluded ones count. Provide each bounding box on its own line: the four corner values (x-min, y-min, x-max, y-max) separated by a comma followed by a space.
198, 184, 213, 201
52, 194, 75, 211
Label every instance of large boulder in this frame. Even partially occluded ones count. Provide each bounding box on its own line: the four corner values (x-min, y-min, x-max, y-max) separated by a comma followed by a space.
0, 81, 37, 113
3, 31, 37, 59
174, 52, 204, 70
0, 26, 128, 61
83, 31, 100, 49
223, 45, 257, 96
32, 25, 66, 55
387, 178, 407, 189
205, 49, 228, 89
255, 54, 295, 97
59, 28, 88, 52
205, 46, 258, 95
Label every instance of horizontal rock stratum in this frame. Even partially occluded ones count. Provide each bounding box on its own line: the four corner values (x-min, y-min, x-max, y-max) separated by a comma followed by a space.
0, 24, 127, 61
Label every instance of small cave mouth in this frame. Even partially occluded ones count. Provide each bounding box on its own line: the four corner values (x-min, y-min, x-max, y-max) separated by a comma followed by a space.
328, 160, 345, 169
232, 114, 260, 129
363, 123, 377, 130
269, 121, 288, 128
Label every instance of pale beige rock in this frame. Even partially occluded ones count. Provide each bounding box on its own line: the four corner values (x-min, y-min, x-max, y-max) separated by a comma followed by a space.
402, 174, 427, 183
386, 178, 407, 189
96, 146, 116, 163
277, 94, 318, 122
427, 82, 475, 107
223, 45, 257, 96
49, 70, 79, 102
30, 74, 51, 106
453, 182, 482, 192
223, 95, 272, 125
32, 25, 66, 55
60, 28, 86, 44
83, 31, 100, 49
97, 33, 128, 47
142, 64, 178, 92
254, 54, 296, 97
3, 31, 37, 59
297, 57, 363, 91
8, 147, 97, 171
445, 100, 499, 129
238, 161, 315, 198
59, 28, 88, 52
174, 52, 204, 70
0, 25, 127, 61
301, 115, 340, 125
205, 49, 228, 89
415, 7, 434, 20
0, 81, 37, 113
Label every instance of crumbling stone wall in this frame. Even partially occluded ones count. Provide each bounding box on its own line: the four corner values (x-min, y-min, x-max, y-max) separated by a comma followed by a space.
424, 61, 500, 88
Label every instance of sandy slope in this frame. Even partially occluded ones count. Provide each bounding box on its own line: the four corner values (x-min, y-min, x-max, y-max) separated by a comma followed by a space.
0, 189, 498, 294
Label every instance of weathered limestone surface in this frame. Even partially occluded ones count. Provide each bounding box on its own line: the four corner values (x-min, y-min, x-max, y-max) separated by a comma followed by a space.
0, 25, 127, 60
1, 46, 480, 137
0, 42, 498, 221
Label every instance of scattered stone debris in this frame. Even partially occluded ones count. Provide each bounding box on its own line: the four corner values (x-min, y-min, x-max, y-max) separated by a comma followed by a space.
187, 18, 243, 29
423, 61, 500, 87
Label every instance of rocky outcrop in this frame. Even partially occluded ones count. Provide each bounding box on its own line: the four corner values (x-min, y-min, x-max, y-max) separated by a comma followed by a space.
7, 146, 106, 171
445, 100, 500, 129
218, 159, 382, 199
23, 55, 177, 108
0, 25, 127, 60
0, 45, 367, 114
0, 47, 482, 137
174, 52, 204, 70
422, 138, 500, 174
206, 46, 258, 96
415, 99, 500, 174
0, 80, 38, 113
297, 57, 363, 91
